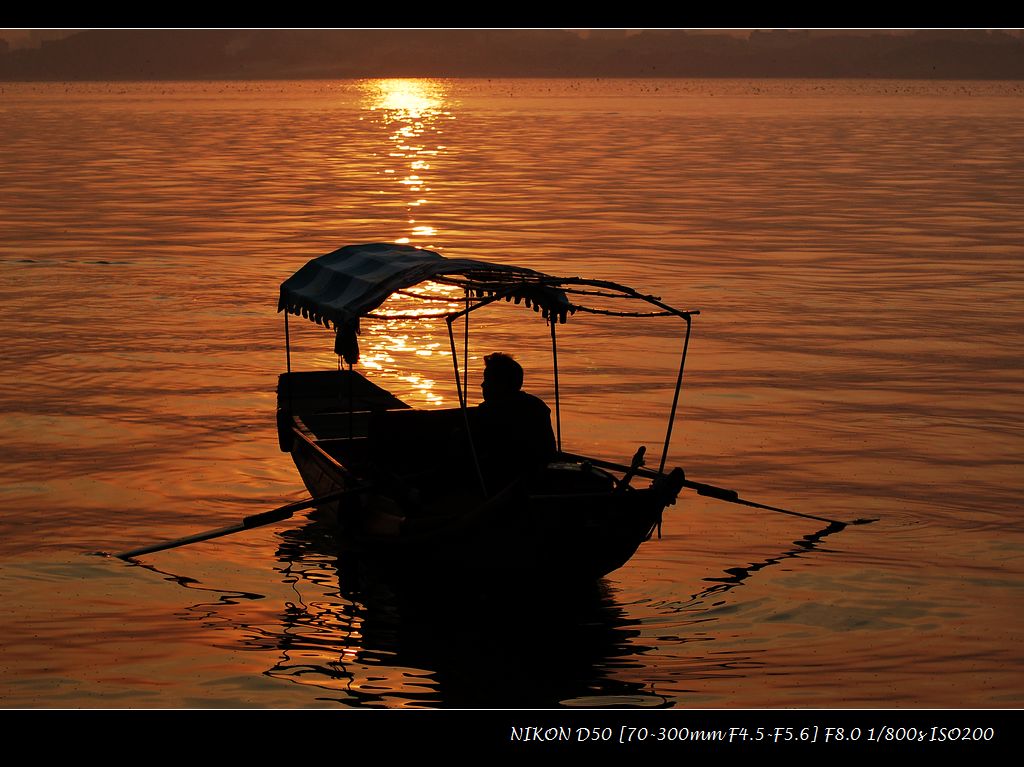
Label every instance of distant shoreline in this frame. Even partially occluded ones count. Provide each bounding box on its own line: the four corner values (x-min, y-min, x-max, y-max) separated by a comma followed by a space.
4, 75, 1024, 83
3, 29, 1022, 82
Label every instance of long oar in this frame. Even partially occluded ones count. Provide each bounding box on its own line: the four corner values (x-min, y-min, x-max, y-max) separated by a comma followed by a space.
681, 479, 876, 528
113, 487, 367, 560
559, 451, 876, 528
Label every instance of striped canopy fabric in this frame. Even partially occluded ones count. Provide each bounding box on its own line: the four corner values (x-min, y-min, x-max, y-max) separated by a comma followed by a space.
278, 243, 564, 363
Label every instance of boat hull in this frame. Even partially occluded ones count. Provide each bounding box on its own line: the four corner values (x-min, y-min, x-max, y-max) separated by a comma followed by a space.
278, 369, 683, 585
287, 426, 677, 585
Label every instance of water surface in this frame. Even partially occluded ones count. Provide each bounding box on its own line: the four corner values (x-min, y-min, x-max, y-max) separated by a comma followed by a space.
0, 79, 1021, 708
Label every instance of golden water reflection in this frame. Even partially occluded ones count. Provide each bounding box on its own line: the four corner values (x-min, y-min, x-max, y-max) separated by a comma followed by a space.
356, 79, 457, 406
360, 78, 451, 250
358, 281, 467, 407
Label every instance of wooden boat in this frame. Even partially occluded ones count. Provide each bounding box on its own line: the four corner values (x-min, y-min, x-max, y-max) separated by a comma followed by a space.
276, 243, 697, 585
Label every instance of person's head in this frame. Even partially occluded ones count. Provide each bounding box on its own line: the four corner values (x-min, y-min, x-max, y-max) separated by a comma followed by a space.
481, 352, 523, 402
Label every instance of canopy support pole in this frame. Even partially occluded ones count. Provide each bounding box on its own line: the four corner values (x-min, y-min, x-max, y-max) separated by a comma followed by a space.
447, 318, 488, 497
659, 314, 692, 475
463, 289, 470, 401
283, 310, 294, 416
550, 318, 562, 452
284, 310, 292, 374
348, 361, 354, 445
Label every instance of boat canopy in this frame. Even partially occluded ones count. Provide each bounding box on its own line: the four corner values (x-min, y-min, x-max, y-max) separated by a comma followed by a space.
279, 243, 573, 363
280, 242, 695, 364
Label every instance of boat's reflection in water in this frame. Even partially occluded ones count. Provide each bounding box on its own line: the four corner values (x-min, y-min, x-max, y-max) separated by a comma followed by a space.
255, 519, 855, 707
264, 517, 666, 708
133, 517, 853, 706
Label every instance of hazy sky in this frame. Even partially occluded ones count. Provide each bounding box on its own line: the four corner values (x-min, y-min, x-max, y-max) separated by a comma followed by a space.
3, 28, 1021, 80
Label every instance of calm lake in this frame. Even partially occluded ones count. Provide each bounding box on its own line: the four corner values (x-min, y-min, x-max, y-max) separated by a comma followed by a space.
0, 78, 1021, 709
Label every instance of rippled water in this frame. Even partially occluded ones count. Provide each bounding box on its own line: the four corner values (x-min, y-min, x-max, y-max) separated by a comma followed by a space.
0, 79, 1021, 708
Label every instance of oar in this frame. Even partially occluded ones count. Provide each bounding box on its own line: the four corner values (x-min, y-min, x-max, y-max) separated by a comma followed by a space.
112, 487, 367, 560
558, 451, 875, 528
681, 478, 877, 528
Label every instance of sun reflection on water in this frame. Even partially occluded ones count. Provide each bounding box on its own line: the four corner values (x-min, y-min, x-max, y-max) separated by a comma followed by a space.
366, 78, 444, 118
357, 281, 466, 407
360, 78, 451, 250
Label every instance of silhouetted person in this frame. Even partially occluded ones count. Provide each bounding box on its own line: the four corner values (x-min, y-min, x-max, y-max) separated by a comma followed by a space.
471, 352, 556, 492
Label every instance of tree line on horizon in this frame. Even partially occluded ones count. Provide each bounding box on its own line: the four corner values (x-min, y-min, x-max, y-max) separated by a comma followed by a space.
1, 29, 1022, 80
